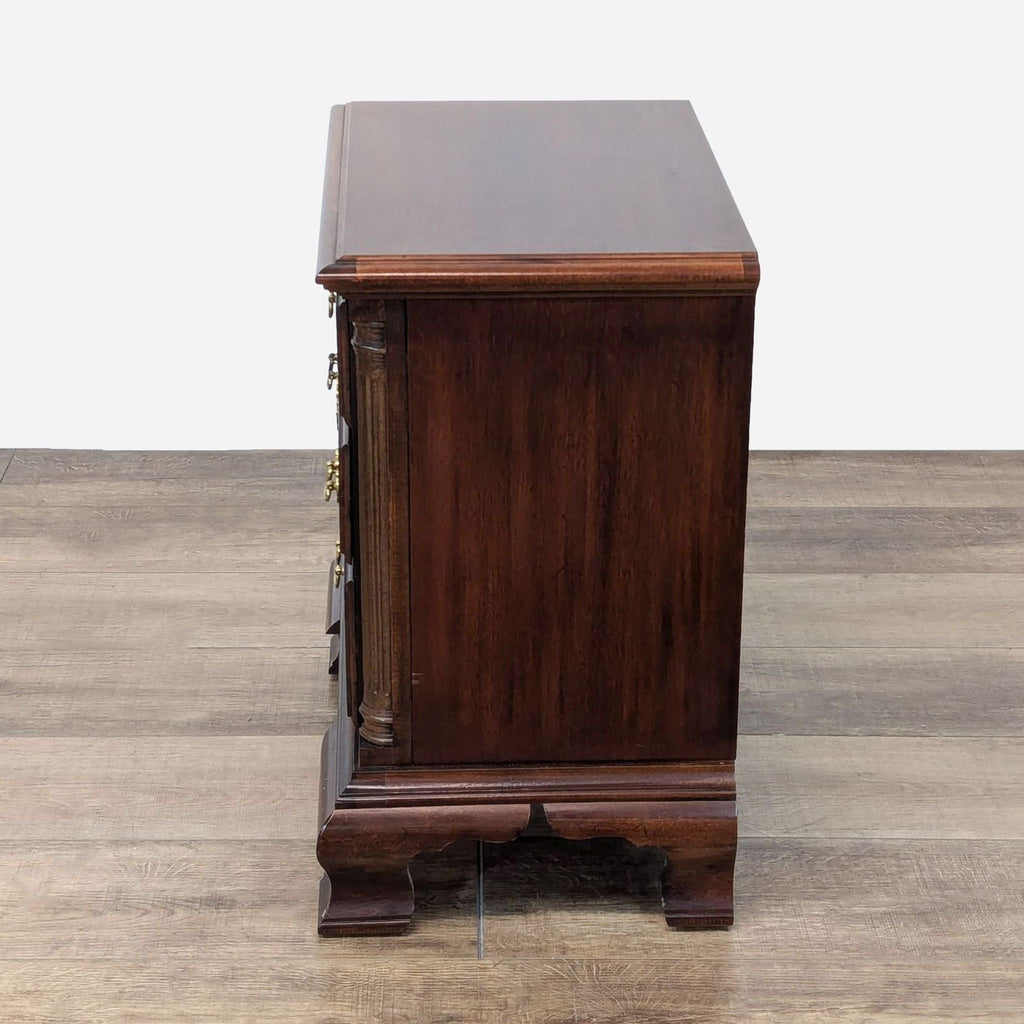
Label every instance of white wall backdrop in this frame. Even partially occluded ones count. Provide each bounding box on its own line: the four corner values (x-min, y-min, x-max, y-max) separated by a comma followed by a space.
1, 1, 1021, 450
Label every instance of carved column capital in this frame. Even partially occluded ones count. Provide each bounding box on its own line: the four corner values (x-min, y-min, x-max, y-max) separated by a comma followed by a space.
350, 317, 386, 353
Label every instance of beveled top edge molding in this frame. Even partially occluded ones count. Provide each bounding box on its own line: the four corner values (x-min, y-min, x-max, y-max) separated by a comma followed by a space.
316, 251, 760, 296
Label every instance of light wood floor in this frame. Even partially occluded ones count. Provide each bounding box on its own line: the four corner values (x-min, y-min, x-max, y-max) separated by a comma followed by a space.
1, 449, 1022, 1023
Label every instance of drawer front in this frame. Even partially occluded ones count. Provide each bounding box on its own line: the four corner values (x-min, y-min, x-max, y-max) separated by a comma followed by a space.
334, 301, 354, 566
325, 298, 359, 722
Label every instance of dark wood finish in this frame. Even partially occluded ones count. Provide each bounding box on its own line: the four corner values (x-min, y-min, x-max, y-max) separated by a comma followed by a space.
315, 100, 758, 934
317, 101, 753, 267
319, 252, 759, 297
316, 101, 757, 297
348, 300, 393, 746
337, 761, 735, 809
347, 299, 411, 761
317, 726, 530, 936
324, 559, 340, 635
543, 801, 737, 929
337, 298, 362, 732
408, 296, 753, 764
334, 298, 352, 563
316, 723, 735, 934
341, 577, 359, 724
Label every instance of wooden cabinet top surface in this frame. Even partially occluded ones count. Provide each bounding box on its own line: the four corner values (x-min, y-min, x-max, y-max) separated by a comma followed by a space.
317, 101, 757, 296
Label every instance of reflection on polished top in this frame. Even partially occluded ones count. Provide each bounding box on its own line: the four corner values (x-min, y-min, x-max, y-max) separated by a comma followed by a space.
318, 101, 756, 287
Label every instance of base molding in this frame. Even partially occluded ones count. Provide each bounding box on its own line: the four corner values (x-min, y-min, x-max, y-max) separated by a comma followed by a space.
317, 801, 530, 936
339, 759, 734, 808
543, 800, 737, 931
316, 723, 737, 936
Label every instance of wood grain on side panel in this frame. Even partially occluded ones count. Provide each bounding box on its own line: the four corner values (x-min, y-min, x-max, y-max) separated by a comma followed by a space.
406, 296, 754, 764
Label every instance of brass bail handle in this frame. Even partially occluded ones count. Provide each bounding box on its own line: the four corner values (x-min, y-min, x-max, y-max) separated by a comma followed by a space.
327, 353, 339, 389
324, 450, 341, 501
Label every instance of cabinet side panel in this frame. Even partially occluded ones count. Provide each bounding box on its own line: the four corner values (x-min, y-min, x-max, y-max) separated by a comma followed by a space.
408, 297, 753, 765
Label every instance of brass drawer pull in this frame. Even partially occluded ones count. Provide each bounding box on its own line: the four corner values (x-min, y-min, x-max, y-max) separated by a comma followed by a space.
327, 352, 339, 389
324, 450, 340, 501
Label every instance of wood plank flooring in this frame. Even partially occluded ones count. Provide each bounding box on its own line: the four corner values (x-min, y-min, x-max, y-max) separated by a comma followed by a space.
1, 450, 1022, 1022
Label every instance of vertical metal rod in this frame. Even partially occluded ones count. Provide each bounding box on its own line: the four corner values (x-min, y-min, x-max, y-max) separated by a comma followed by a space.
476, 841, 484, 960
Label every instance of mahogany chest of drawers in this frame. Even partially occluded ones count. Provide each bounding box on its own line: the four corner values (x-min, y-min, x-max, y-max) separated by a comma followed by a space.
315, 100, 758, 934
